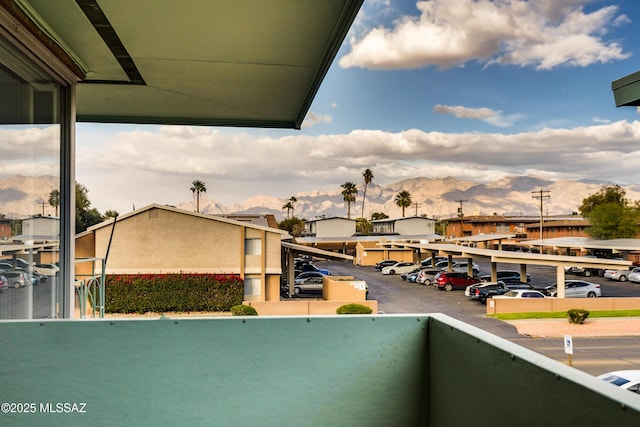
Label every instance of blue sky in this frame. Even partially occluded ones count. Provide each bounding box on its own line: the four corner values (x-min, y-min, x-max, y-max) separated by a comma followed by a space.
75, 0, 640, 214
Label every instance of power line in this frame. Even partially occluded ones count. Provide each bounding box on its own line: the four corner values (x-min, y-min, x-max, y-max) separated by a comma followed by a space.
455, 199, 468, 237
531, 190, 550, 240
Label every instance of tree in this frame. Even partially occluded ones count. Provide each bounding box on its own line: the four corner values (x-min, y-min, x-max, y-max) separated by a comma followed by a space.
48, 190, 60, 217
579, 184, 640, 239
361, 168, 373, 218
371, 212, 388, 221
395, 190, 412, 217
282, 195, 298, 219
282, 201, 294, 219
104, 210, 119, 219
341, 182, 358, 219
355, 217, 371, 234
76, 182, 104, 233
579, 184, 628, 217
278, 217, 305, 236
190, 180, 207, 213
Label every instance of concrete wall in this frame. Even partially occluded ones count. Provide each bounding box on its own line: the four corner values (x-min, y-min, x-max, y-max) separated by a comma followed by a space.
355, 244, 414, 266
316, 218, 355, 238
323, 275, 367, 301
487, 297, 640, 314
393, 217, 435, 236
247, 299, 378, 315
2, 314, 639, 426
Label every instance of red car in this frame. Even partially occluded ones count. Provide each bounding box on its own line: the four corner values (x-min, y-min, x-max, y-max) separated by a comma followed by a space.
434, 271, 480, 291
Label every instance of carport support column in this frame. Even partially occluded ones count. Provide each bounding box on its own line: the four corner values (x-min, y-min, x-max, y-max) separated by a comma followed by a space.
490, 262, 498, 282
519, 264, 527, 282
287, 249, 296, 298
556, 266, 566, 298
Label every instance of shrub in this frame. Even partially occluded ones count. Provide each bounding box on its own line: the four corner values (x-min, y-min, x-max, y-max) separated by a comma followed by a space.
567, 308, 590, 324
336, 303, 373, 315
104, 273, 244, 314
230, 304, 258, 316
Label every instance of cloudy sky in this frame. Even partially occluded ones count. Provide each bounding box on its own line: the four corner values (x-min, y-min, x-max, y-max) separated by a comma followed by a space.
74, 0, 640, 214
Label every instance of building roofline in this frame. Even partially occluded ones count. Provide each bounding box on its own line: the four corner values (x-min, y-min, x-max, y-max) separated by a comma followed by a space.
85, 203, 290, 235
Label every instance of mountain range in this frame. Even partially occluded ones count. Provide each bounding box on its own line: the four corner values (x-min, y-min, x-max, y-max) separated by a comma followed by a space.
180, 176, 640, 221
3, 175, 639, 222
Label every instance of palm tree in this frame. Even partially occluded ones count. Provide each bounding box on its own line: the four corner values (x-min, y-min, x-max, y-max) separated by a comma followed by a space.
48, 189, 60, 217
289, 196, 298, 217
341, 182, 358, 219
282, 201, 294, 219
190, 180, 207, 213
361, 168, 373, 219
395, 190, 412, 217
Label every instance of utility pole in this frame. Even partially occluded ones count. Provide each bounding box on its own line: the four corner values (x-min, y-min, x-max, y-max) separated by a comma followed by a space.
456, 199, 467, 237
414, 202, 418, 216
531, 190, 550, 240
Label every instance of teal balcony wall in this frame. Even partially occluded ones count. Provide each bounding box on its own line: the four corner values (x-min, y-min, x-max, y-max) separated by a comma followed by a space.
1, 314, 640, 426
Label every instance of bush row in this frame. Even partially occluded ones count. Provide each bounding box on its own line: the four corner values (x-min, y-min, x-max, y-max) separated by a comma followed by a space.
104, 273, 244, 314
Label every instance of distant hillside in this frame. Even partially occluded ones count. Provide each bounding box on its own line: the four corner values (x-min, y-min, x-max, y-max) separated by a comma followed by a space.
0, 175, 58, 218
184, 176, 640, 221
3, 175, 639, 223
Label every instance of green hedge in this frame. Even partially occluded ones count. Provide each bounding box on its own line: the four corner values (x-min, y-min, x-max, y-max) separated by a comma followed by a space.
230, 304, 258, 316
336, 303, 373, 315
104, 273, 244, 314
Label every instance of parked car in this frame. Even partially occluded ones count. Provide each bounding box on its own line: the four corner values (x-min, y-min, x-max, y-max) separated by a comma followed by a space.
402, 269, 422, 282
295, 261, 331, 276
374, 259, 398, 270
465, 281, 509, 304
629, 270, 640, 283
543, 280, 601, 298
434, 271, 480, 291
420, 256, 447, 267
416, 268, 441, 285
2, 270, 29, 288
382, 262, 420, 275
480, 270, 531, 283
33, 263, 60, 276
451, 261, 480, 276
294, 271, 326, 283
604, 267, 640, 282
0, 274, 7, 292
500, 279, 537, 290
597, 370, 640, 394
293, 276, 324, 295
494, 289, 546, 299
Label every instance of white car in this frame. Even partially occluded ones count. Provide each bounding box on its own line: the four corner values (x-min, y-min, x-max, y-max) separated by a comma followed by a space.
597, 370, 640, 394
381, 262, 420, 275
494, 289, 546, 299
629, 270, 640, 283
604, 267, 640, 282
33, 263, 60, 276
544, 280, 601, 298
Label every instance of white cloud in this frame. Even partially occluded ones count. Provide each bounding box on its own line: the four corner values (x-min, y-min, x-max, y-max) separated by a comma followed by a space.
433, 104, 524, 127
302, 111, 333, 128
339, 0, 631, 70
74, 120, 640, 214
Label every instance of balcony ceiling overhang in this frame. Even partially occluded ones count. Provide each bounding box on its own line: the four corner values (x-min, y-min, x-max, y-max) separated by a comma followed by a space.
13, 0, 363, 128
612, 70, 640, 107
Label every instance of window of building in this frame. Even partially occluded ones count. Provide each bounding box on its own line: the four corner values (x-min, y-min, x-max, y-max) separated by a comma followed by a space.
0, 29, 71, 319
245, 238, 262, 255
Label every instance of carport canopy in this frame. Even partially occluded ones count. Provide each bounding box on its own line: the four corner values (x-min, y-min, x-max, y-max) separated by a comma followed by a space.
387, 242, 631, 298
281, 241, 353, 297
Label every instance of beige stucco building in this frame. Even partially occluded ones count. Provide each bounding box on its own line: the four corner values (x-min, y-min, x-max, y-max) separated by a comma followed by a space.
303, 217, 356, 238
75, 204, 288, 302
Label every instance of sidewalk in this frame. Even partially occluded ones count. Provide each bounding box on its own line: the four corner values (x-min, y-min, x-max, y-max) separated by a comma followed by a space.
507, 316, 640, 338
